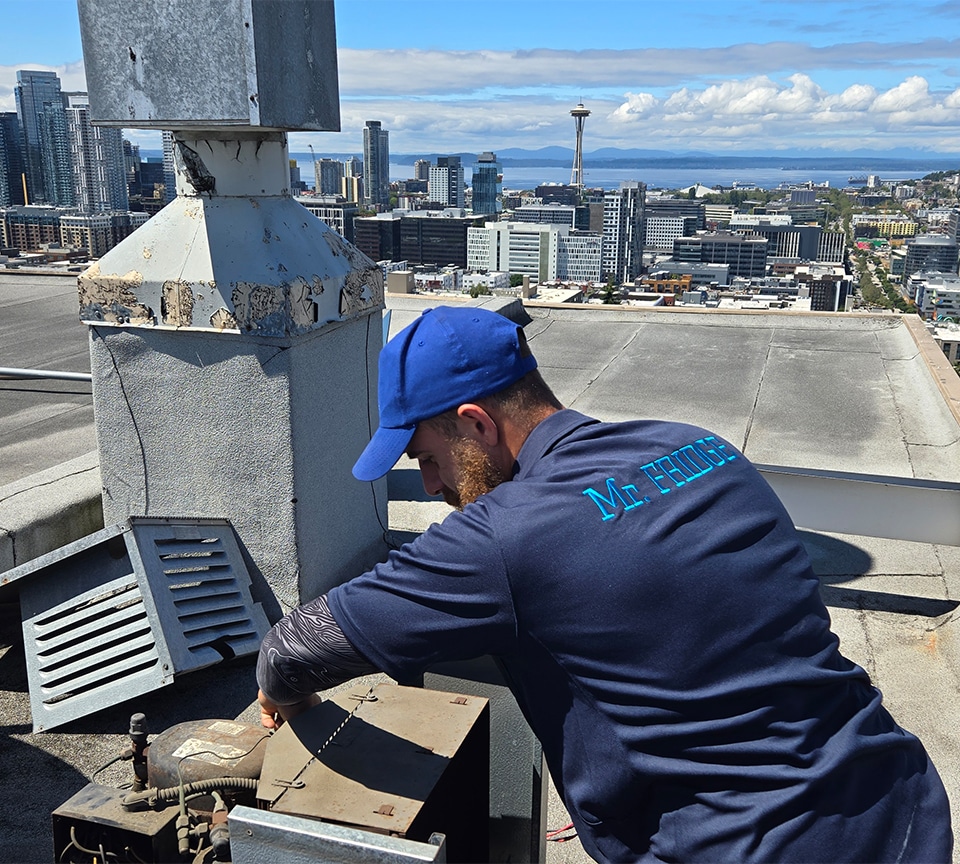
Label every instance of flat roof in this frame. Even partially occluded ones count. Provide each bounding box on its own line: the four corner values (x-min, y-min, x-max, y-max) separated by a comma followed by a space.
3, 280, 960, 861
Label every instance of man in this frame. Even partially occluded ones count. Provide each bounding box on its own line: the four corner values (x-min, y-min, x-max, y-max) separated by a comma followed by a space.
258, 306, 951, 862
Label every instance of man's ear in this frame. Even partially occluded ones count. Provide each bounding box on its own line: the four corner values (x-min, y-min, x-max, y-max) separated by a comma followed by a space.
456, 403, 500, 446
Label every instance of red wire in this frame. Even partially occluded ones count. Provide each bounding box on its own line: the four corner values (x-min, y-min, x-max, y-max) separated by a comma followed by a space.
546, 821, 577, 842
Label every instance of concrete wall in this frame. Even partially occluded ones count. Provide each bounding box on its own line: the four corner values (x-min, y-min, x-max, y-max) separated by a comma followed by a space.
0, 452, 103, 577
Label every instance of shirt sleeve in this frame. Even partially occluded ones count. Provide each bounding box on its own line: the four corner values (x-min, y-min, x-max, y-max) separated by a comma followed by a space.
327, 500, 519, 684
257, 593, 378, 706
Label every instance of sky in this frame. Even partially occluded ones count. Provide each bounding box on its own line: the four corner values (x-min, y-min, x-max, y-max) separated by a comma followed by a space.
2, 0, 960, 157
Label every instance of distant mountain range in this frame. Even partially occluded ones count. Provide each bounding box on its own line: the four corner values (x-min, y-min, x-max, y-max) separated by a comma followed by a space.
283, 146, 960, 172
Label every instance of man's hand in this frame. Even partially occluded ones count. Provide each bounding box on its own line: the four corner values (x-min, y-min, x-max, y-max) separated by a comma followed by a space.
258, 688, 321, 729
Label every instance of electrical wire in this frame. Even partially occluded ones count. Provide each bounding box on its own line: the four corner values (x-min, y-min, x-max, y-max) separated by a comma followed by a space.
546, 821, 577, 843
90, 753, 125, 781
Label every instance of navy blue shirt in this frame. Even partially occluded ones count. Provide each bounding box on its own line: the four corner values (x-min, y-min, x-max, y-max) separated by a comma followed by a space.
328, 410, 951, 862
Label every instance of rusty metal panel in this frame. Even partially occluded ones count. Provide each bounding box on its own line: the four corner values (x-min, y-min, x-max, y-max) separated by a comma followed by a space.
258, 684, 489, 860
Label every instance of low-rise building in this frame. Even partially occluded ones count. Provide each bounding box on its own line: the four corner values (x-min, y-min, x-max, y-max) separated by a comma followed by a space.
673, 231, 768, 278
467, 221, 601, 282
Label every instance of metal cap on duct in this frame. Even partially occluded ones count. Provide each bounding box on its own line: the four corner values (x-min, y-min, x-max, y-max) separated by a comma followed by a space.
2, 517, 270, 732
77, 0, 340, 131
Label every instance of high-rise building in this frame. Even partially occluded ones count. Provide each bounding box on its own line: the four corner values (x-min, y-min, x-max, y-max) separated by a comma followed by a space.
122, 139, 141, 199
429, 156, 464, 208
471, 152, 501, 216
414, 159, 431, 181
344, 155, 362, 178
602, 181, 645, 283
362, 120, 390, 209
63, 92, 128, 213
37, 97, 74, 207
0, 205, 67, 250
315, 158, 344, 195
161, 131, 176, 203
354, 212, 403, 262
0, 112, 27, 206
14, 70, 65, 205
399, 210, 480, 267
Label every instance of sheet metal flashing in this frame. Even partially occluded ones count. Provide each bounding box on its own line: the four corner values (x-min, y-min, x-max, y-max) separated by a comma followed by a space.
78, 0, 340, 130
229, 806, 448, 864
757, 465, 960, 547
77, 194, 383, 337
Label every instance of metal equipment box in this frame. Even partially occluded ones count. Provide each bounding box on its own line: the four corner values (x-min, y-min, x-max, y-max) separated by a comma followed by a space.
258, 683, 490, 863
52, 783, 180, 863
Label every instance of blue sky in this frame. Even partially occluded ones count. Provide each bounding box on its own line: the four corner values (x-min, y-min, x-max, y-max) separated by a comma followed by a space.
2, 0, 960, 155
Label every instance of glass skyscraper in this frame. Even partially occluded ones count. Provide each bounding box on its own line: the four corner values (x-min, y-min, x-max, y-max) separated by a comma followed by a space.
14, 70, 67, 205
362, 120, 390, 209
471, 152, 501, 215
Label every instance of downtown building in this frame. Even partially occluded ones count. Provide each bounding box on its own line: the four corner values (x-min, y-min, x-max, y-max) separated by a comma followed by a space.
59, 211, 148, 257
314, 158, 344, 196
0, 112, 28, 207
471, 152, 501, 216
295, 196, 359, 244
362, 120, 390, 209
399, 210, 481, 268
467, 221, 601, 282
428, 156, 464, 208
673, 231, 769, 279
903, 234, 960, 279
63, 93, 128, 213
602, 181, 645, 284
14, 70, 72, 206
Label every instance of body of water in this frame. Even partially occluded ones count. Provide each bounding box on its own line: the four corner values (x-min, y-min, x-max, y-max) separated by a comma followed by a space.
387, 163, 953, 192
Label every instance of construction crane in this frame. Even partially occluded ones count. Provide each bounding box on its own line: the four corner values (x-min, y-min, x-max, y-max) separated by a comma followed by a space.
308, 143, 317, 190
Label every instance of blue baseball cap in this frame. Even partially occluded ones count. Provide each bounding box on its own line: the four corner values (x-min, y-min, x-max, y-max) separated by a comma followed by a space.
352, 306, 538, 481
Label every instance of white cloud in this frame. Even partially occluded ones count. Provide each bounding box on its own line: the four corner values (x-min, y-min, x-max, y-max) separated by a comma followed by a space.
870, 76, 933, 112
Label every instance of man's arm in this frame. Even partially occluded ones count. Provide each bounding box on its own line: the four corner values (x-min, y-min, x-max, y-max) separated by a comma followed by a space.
256, 593, 377, 727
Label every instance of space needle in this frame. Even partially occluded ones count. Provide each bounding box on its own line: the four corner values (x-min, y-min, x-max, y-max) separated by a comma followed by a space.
570, 101, 591, 193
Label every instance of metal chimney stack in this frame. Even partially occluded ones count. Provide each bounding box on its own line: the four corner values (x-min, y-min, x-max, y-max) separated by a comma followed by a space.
76, 0, 388, 609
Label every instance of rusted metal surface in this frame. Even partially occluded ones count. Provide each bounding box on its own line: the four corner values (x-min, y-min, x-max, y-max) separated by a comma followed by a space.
78, 263, 155, 325
160, 279, 196, 327
258, 683, 488, 838
78, 195, 383, 337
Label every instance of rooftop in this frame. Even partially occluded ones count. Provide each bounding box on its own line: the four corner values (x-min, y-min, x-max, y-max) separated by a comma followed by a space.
2, 275, 960, 861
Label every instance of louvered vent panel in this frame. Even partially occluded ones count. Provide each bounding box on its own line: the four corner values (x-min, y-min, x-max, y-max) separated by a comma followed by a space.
10, 517, 270, 732
128, 519, 270, 675
23, 572, 168, 732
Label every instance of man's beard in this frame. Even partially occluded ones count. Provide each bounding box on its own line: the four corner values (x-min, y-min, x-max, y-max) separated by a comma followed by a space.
444, 436, 506, 510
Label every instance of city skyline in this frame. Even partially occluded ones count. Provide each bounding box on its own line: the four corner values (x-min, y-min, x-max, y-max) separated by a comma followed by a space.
1, 0, 960, 156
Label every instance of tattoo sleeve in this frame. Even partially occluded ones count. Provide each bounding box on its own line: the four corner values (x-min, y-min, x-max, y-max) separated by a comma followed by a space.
257, 593, 377, 705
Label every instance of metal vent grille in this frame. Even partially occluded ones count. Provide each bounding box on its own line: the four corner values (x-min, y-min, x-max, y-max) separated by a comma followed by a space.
131, 521, 268, 671
8, 518, 270, 732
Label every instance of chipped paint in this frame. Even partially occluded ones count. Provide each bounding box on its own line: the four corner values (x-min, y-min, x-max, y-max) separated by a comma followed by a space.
143, 247, 152, 260
340, 266, 384, 319
210, 308, 239, 331
232, 281, 284, 332
78, 262, 155, 325
160, 280, 195, 327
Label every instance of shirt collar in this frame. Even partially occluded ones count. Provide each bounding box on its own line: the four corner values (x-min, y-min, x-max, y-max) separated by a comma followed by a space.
513, 409, 598, 480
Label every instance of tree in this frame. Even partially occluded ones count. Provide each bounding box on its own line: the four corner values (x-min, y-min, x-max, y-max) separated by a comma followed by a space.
469, 283, 490, 298
509, 273, 524, 288
601, 280, 621, 305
